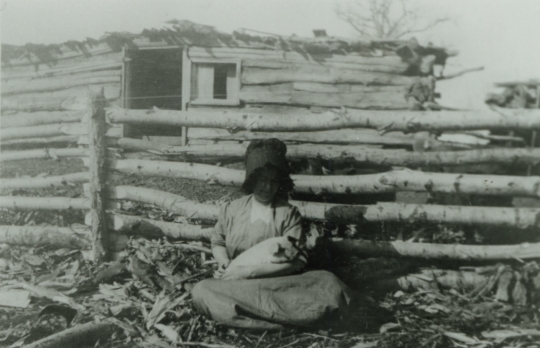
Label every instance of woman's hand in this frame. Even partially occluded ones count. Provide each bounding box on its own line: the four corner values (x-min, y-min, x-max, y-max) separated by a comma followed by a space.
212, 245, 231, 279
214, 259, 231, 279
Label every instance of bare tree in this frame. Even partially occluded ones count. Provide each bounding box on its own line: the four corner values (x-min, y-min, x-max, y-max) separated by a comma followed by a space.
336, 0, 449, 39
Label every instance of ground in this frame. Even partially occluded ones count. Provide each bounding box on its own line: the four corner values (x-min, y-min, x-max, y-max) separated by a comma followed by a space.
1, 157, 539, 347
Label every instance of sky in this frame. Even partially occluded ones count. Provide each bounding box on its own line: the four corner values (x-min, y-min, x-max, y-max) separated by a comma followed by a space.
1, 0, 539, 109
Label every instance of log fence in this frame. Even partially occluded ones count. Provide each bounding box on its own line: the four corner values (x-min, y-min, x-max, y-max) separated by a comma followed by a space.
2, 95, 540, 262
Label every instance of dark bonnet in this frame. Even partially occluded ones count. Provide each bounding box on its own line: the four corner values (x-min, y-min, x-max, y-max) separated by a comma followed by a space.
244, 139, 290, 183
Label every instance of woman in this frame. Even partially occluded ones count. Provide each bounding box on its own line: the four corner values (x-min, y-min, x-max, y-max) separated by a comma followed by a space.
192, 139, 351, 330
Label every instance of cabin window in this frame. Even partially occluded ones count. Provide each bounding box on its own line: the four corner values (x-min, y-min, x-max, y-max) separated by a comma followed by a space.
190, 59, 240, 106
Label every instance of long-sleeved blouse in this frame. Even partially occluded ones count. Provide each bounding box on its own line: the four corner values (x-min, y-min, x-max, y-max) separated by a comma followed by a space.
211, 194, 304, 260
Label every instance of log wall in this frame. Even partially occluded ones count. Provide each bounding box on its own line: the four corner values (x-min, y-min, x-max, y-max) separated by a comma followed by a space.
187, 46, 415, 110
1, 50, 122, 113
1, 39, 434, 119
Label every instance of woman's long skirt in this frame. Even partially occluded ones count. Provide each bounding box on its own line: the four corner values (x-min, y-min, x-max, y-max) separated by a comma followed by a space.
191, 270, 352, 330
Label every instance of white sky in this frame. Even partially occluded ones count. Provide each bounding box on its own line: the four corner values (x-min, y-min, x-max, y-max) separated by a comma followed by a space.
1, 0, 539, 109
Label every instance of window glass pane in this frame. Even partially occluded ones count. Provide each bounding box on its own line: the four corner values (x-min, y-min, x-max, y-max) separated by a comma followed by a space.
213, 64, 229, 100
226, 64, 238, 100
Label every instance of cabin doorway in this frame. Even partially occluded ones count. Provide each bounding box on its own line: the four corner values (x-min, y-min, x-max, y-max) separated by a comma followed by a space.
122, 47, 183, 138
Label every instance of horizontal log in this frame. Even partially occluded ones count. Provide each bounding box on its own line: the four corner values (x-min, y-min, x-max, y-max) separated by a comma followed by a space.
107, 108, 540, 132
2, 221, 535, 260
2, 84, 120, 112
2, 71, 121, 96
296, 201, 540, 228
242, 58, 408, 74
1, 123, 85, 141
107, 213, 540, 260
191, 45, 392, 58
108, 159, 540, 197
2, 66, 119, 85
240, 82, 405, 94
344, 108, 540, 133
392, 147, 540, 166
0, 172, 89, 190
108, 186, 219, 220
1, 62, 121, 81
108, 107, 414, 135
187, 128, 413, 146
2, 51, 122, 82
109, 139, 372, 159
291, 90, 408, 109
1, 111, 85, 128
190, 47, 408, 72
1, 122, 121, 141
239, 85, 408, 109
2, 43, 113, 68
2, 95, 89, 113
294, 82, 391, 94
495, 80, 540, 88
0, 226, 91, 249
0, 225, 90, 248
110, 214, 213, 241
292, 169, 540, 196
105, 159, 235, 187
19, 206, 529, 260
241, 67, 414, 85
78, 136, 125, 147
0, 196, 90, 210
102, 185, 540, 228
293, 82, 341, 93
137, 142, 540, 167
0, 148, 87, 162
112, 138, 172, 152
47, 50, 122, 71
0, 135, 81, 147
331, 239, 540, 260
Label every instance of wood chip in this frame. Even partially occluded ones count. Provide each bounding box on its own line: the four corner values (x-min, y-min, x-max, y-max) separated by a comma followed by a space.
0, 290, 31, 308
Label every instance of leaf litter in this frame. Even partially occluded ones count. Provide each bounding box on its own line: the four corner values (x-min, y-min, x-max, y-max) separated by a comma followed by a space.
1, 233, 539, 348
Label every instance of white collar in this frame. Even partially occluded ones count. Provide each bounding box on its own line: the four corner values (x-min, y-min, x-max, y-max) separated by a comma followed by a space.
251, 196, 273, 224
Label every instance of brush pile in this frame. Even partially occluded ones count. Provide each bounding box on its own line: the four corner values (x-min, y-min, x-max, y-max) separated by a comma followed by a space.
485, 80, 539, 109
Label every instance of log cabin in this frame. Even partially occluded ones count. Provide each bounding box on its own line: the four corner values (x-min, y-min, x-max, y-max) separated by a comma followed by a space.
1, 20, 456, 144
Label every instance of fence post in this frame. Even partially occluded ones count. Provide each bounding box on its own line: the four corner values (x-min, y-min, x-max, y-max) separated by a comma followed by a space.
87, 89, 108, 261
181, 46, 191, 146
527, 85, 540, 176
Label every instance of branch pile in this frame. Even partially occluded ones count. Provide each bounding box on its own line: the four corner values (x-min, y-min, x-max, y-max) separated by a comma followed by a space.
486, 81, 539, 109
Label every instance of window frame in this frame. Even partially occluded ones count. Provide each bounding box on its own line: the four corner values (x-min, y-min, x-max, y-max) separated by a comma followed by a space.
188, 58, 241, 106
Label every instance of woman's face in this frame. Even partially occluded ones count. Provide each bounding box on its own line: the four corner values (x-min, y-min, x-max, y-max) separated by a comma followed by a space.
253, 166, 280, 205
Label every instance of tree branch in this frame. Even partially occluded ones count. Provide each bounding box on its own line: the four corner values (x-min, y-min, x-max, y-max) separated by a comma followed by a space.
437, 66, 485, 80
336, 0, 450, 40
397, 17, 450, 37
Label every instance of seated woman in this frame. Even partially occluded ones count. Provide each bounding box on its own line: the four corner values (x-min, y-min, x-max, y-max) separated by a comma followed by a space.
192, 139, 351, 330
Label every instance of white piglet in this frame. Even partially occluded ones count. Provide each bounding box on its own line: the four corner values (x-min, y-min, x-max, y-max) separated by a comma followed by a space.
222, 225, 321, 279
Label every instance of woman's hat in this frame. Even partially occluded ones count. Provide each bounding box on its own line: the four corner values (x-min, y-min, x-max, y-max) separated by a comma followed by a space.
244, 139, 290, 182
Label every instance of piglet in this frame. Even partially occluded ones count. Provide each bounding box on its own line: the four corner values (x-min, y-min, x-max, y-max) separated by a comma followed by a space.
222, 225, 321, 278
